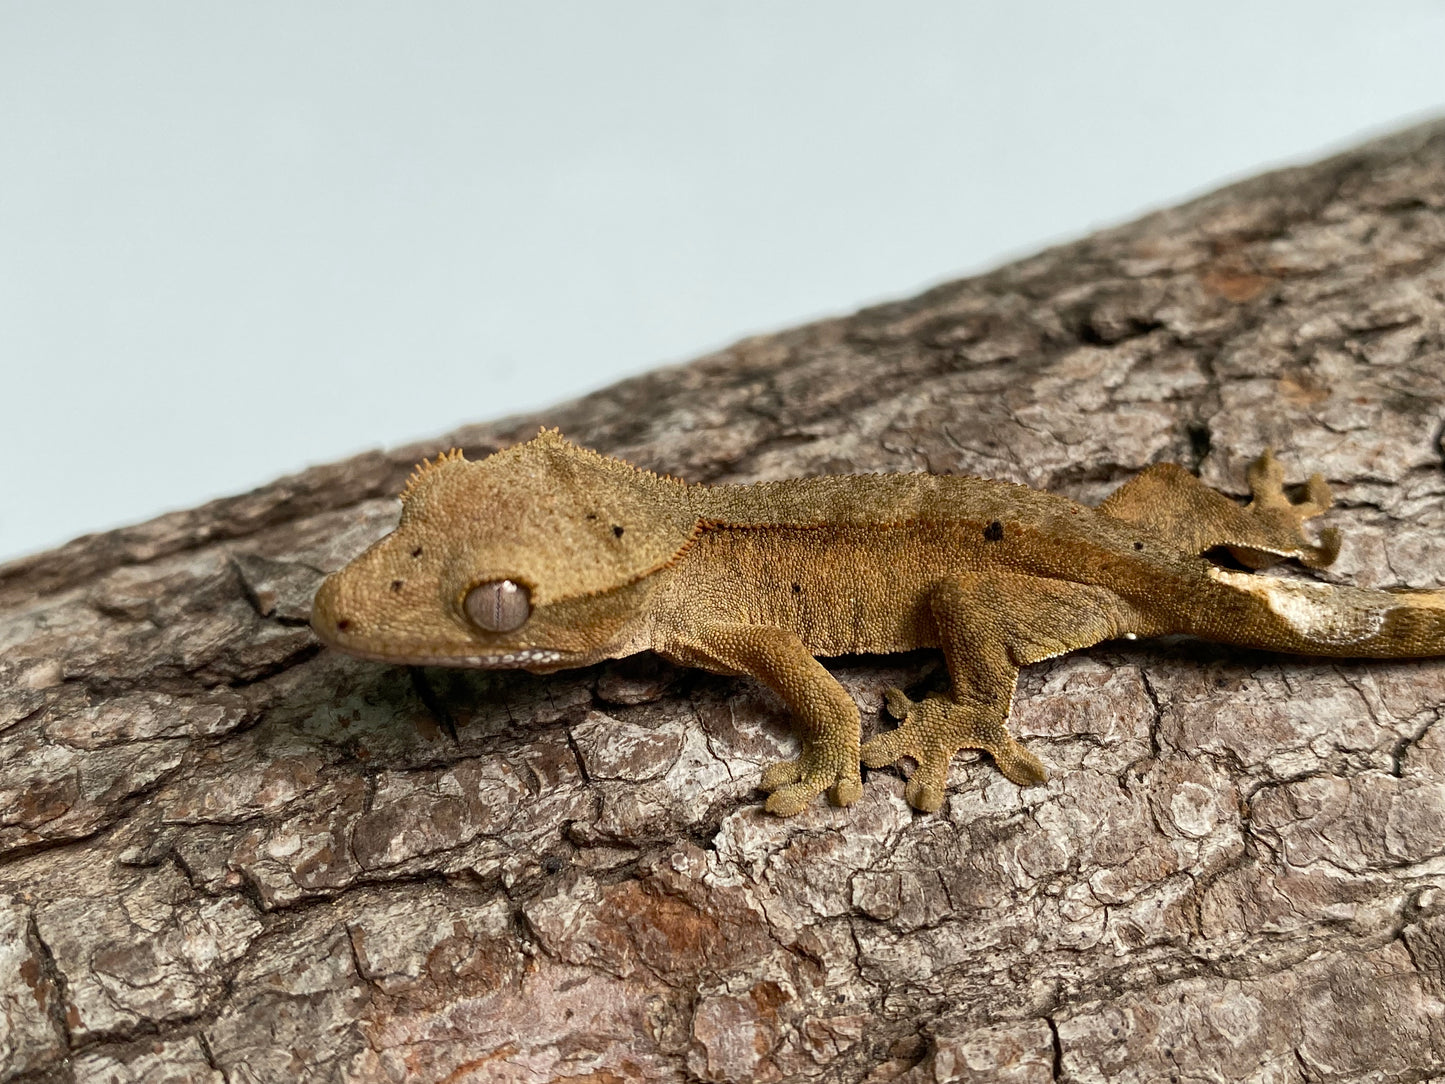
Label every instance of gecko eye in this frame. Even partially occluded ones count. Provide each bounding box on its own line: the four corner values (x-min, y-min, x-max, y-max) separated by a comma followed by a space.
463, 580, 531, 632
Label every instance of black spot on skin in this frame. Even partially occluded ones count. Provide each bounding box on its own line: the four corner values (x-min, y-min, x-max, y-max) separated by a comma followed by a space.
983, 520, 1004, 542
411, 547, 423, 558
586, 513, 597, 520
1134, 541, 1145, 550
336, 619, 352, 632
390, 580, 404, 592
791, 583, 802, 593
612, 525, 625, 538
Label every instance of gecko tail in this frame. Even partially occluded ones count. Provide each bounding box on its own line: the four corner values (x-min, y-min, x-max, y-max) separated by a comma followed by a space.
1207, 568, 1445, 659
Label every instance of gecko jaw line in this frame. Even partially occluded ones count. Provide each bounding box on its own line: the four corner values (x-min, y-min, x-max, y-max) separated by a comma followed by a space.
317, 636, 564, 668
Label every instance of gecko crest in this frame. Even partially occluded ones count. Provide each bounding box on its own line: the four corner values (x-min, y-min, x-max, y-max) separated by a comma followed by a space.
400, 448, 467, 502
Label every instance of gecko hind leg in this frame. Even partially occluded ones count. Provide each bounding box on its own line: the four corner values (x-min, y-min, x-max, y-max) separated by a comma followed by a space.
1097, 450, 1339, 570
861, 574, 1139, 812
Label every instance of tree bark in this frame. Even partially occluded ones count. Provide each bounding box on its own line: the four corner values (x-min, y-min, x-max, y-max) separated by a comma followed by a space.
5, 120, 1445, 1084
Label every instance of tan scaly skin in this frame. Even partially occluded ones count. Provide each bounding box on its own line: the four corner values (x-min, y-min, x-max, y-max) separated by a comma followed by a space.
311, 431, 1445, 816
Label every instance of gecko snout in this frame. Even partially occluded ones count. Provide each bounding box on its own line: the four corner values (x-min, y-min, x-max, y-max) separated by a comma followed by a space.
309, 573, 354, 645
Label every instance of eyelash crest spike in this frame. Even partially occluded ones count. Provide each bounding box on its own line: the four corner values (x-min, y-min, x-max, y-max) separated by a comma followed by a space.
400, 447, 467, 500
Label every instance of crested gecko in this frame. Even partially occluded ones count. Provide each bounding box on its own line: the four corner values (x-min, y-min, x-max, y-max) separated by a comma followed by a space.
310, 430, 1445, 815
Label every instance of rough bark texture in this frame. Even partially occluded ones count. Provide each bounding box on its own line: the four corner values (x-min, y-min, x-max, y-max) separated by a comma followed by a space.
5, 120, 1445, 1084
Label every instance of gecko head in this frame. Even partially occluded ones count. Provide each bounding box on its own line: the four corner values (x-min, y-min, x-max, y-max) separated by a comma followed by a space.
311, 429, 700, 671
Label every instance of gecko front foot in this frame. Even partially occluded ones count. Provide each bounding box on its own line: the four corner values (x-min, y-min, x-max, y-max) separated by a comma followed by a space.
759, 745, 863, 816
861, 688, 1047, 812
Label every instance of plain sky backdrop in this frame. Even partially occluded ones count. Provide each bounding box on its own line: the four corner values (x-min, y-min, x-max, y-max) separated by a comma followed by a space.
4, 2, 1445, 561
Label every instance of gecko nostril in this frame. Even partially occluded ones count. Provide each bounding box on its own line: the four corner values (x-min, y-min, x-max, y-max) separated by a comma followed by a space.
390, 580, 404, 592
336, 619, 352, 632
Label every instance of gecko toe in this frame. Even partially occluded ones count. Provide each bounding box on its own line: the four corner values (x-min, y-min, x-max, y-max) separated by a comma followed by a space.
1247, 449, 1285, 499
829, 776, 863, 807
883, 687, 915, 720
861, 728, 908, 768
759, 758, 804, 792
765, 781, 824, 816
899, 741, 954, 811
903, 772, 947, 813
1301, 526, 1342, 569
1302, 472, 1333, 514
994, 740, 1049, 786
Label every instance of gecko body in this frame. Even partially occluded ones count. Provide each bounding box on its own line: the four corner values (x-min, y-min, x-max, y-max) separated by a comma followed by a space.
311, 431, 1445, 814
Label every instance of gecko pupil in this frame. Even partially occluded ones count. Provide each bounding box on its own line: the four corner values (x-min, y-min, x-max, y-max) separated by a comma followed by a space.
464, 579, 531, 632
983, 521, 1004, 542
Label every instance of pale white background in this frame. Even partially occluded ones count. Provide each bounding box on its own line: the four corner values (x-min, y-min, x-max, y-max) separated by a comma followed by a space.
4, 2, 1445, 561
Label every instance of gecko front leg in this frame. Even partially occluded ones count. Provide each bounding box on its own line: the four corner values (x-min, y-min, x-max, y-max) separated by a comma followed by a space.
862, 573, 1141, 812
660, 623, 863, 816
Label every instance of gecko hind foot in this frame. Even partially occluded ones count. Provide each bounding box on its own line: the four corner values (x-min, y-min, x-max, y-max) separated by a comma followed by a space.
1235, 449, 1340, 570
862, 689, 1047, 812
759, 754, 863, 816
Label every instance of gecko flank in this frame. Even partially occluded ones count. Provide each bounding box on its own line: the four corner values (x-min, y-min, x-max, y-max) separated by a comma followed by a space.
311, 430, 1445, 815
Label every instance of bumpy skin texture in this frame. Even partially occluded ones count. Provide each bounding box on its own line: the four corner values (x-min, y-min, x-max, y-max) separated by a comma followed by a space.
311, 431, 1445, 815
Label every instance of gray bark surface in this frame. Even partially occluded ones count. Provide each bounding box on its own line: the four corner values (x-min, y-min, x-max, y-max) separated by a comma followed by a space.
4, 120, 1445, 1083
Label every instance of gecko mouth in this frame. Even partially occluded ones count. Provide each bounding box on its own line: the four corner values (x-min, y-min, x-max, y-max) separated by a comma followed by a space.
312, 625, 568, 669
